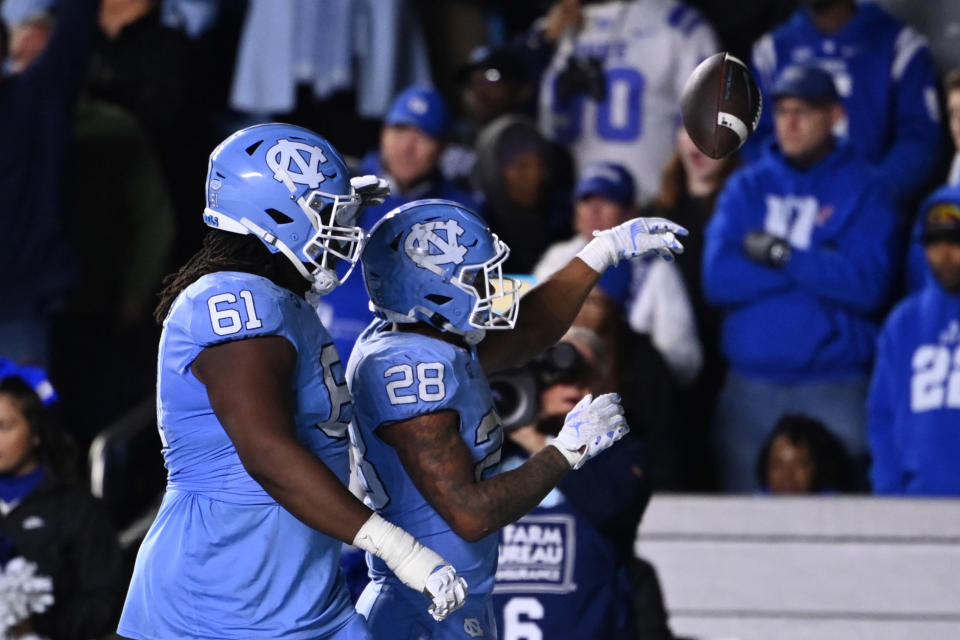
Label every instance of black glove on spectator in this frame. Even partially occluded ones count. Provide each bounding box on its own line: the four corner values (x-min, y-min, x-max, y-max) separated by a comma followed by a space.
744, 231, 791, 267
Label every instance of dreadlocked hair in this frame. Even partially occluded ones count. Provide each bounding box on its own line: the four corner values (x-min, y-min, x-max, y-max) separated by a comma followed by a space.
154, 229, 309, 324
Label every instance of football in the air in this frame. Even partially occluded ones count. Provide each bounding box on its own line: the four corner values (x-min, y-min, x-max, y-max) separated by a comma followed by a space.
680, 52, 762, 159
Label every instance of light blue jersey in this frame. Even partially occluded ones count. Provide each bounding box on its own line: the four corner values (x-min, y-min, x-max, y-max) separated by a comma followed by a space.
348, 321, 503, 639
119, 272, 365, 640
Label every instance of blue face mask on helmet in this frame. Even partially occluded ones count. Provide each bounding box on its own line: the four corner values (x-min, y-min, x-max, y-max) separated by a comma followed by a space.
361, 199, 521, 343
202, 123, 365, 295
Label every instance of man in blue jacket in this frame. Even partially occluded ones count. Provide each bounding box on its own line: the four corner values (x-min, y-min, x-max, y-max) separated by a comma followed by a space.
868, 186, 960, 495
704, 64, 899, 492
746, 0, 943, 206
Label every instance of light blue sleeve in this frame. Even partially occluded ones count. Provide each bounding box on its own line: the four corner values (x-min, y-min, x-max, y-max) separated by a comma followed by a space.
351, 337, 463, 432
166, 273, 289, 373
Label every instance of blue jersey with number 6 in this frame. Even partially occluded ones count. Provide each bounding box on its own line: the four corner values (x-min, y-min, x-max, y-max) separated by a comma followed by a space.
119, 271, 360, 639
348, 320, 502, 634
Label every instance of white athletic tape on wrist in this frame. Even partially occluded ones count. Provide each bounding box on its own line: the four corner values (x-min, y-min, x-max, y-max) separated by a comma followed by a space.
576, 233, 618, 273
352, 513, 443, 593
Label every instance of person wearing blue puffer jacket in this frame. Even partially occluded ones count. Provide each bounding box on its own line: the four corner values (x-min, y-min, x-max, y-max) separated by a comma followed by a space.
704, 64, 900, 492
868, 190, 960, 495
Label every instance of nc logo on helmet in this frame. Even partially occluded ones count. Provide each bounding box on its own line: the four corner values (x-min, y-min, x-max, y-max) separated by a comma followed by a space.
405, 220, 468, 271
266, 139, 330, 189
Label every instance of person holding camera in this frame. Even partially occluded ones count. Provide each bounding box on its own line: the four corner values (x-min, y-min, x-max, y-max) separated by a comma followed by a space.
491, 328, 670, 640
535, 0, 718, 205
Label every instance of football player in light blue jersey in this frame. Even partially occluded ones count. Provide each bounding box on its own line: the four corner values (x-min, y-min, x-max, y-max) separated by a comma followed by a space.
347, 199, 686, 638
118, 124, 468, 640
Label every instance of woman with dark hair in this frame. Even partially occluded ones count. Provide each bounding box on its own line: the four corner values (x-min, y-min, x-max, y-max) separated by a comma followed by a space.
0, 367, 126, 639
756, 415, 857, 494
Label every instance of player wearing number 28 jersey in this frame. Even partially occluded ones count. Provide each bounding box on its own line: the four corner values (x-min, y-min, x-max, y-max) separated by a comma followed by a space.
119, 124, 469, 639
347, 199, 686, 638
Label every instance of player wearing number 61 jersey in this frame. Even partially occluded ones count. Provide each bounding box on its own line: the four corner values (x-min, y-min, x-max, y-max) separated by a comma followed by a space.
347, 199, 685, 638
119, 124, 468, 640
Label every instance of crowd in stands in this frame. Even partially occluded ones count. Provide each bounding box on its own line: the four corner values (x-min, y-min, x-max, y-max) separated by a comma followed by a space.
2, 0, 960, 635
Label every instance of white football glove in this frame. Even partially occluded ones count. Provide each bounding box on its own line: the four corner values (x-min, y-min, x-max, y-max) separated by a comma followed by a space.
350, 175, 391, 207
423, 564, 469, 622
548, 393, 629, 470
577, 217, 687, 273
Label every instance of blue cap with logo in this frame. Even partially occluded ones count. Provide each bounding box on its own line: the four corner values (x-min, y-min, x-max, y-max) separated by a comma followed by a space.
574, 162, 636, 206
772, 65, 840, 105
385, 86, 449, 139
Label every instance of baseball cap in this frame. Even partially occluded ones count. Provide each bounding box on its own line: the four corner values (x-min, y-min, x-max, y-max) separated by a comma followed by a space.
921, 188, 960, 244
384, 86, 449, 139
772, 65, 840, 105
457, 46, 527, 84
574, 162, 635, 206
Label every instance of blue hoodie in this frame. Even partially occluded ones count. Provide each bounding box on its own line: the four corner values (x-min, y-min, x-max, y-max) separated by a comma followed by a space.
703, 143, 899, 382
905, 184, 960, 293
746, 2, 942, 205
868, 281, 960, 495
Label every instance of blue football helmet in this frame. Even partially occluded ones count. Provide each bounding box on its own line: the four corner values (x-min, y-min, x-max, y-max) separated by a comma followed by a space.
203, 123, 365, 294
362, 199, 520, 343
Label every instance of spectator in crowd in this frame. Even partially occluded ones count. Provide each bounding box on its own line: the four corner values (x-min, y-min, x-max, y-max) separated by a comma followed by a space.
317, 86, 478, 359
458, 46, 533, 135
472, 114, 572, 272
756, 414, 856, 494
748, 0, 943, 206
868, 185, 960, 495
50, 95, 176, 451
639, 127, 740, 489
535, 162, 702, 489
704, 64, 899, 492
443, 47, 565, 195
355, 85, 477, 228
87, 0, 210, 267
906, 68, 960, 293
0, 0, 98, 365
3, 0, 176, 449
0, 359, 126, 639
492, 327, 663, 640
534, 0, 718, 204
945, 69, 960, 186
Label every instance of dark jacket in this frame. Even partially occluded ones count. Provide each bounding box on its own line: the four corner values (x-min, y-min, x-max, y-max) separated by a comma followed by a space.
0, 474, 125, 640
472, 115, 573, 273
0, 0, 98, 318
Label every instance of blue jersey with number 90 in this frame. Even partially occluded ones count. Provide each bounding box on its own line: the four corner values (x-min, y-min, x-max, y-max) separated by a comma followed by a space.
348, 321, 502, 598
119, 271, 359, 639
